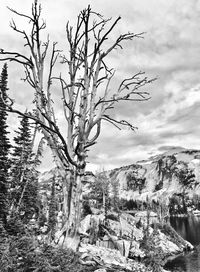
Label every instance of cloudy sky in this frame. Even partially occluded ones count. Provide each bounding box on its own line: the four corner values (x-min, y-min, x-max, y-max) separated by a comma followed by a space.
0, 0, 200, 172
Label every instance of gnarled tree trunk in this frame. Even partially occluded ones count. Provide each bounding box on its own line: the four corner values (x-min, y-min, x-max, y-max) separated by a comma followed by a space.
56, 160, 86, 251
0, 0, 153, 252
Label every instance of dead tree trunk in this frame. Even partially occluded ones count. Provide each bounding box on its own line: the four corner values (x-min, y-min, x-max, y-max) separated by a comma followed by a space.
56, 165, 85, 250
0, 1, 155, 251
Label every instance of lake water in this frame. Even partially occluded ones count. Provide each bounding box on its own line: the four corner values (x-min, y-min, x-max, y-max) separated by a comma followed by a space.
164, 216, 200, 272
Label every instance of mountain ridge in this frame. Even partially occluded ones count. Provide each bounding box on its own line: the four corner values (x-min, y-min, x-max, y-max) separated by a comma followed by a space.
39, 147, 200, 214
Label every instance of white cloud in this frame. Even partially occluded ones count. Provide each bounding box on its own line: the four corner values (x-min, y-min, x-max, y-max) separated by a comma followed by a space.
1, 0, 200, 172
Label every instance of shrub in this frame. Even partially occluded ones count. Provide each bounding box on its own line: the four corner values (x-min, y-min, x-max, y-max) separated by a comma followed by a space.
106, 213, 119, 221
6, 215, 27, 236
140, 227, 165, 272
0, 235, 95, 272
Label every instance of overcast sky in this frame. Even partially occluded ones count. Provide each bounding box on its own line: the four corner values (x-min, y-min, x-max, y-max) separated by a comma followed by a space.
1, 0, 200, 172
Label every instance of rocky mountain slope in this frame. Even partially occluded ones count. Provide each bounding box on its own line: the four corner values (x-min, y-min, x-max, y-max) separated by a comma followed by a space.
39, 147, 200, 214
107, 148, 200, 202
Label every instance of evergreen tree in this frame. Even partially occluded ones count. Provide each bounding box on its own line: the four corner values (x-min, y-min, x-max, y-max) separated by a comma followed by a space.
48, 177, 57, 239
90, 172, 109, 217
10, 116, 39, 222
111, 179, 120, 212
0, 63, 11, 226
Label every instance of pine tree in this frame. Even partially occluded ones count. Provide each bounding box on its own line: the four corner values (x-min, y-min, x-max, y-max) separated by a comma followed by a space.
90, 172, 109, 217
0, 63, 11, 226
48, 176, 57, 239
111, 179, 120, 212
10, 116, 39, 223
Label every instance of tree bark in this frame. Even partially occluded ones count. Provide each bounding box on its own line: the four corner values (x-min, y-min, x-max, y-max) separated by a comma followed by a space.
56, 163, 85, 251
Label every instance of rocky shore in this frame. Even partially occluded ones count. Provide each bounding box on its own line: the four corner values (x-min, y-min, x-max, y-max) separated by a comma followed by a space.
74, 211, 193, 272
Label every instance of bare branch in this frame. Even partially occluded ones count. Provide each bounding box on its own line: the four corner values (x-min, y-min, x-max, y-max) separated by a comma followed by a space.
102, 32, 145, 58
96, 16, 121, 55
38, 109, 77, 167
85, 120, 101, 148
102, 115, 137, 131
21, 65, 36, 87
47, 42, 60, 92
0, 50, 33, 67
7, 6, 33, 22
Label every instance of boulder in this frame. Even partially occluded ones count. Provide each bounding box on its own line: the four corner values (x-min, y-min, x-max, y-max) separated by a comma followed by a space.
94, 269, 107, 272
129, 240, 145, 258
107, 217, 143, 241
79, 214, 105, 235
116, 239, 131, 257
151, 229, 191, 255
155, 231, 180, 254
79, 214, 92, 235
79, 243, 151, 271
135, 211, 158, 218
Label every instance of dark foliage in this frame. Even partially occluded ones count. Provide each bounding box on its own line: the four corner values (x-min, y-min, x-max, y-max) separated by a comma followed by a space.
126, 172, 145, 192
156, 155, 177, 183
89, 172, 110, 214
6, 215, 27, 236
38, 213, 48, 228
141, 227, 165, 272
182, 150, 199, 155
0, 235, 95, 272
174, 165, 195, 187
111, 179, 120, 212
106, 213, 119, 221
120, 199, 145, 211
82, 200, 92, 217
10, 115, 40, 223
154, 182, 163, 192
48, 178, 57, 240
0, 63, 11, 226
155, 156, 196, 195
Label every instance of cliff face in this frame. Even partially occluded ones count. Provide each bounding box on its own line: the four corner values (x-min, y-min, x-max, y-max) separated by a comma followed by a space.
39, 148, 200, 209
106, 148, 200, 205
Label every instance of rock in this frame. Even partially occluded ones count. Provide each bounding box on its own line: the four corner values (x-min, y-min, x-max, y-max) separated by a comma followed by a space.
192, 209, 200, 215
40, 223, 48, 233
135, 211, 158, 218
79, 214, 104, 235
116, 239, 131, 257
107, 216, 143, 241
78, 211, 192, 271
79, 243, 151, 271
120, 217, 134, 238
123, 239, 131, 257
120, 212, 135, 223
159, 238, 180, 254
79, 214, 92, 234
91, 207, 103, 215
130, 240, 145, 258
185, 240, 194, 250
102, 235, 110, 241
94, 269, 107, 272
152, 230, 183, 255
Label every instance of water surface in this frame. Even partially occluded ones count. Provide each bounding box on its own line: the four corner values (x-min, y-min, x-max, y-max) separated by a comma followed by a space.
164, 216, 200, 272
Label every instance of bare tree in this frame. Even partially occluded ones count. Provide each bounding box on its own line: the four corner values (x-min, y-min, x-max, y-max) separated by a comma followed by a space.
0, 0, 155, 250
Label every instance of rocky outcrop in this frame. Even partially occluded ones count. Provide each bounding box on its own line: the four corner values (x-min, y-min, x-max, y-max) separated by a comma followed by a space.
79, 243, 151, 271
78, 212, 193, 271
38, 147, 198, 271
